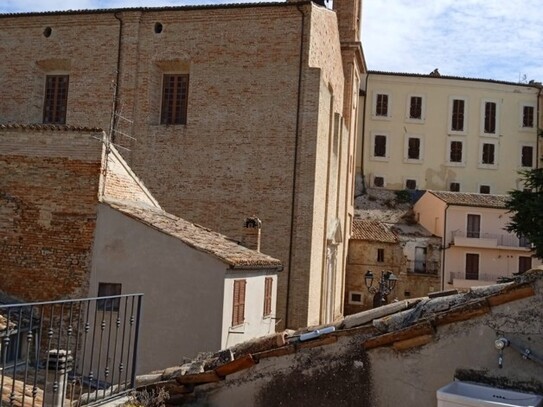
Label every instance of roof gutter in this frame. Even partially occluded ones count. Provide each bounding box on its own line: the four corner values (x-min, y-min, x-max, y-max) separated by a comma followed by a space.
537, 86, 542, 169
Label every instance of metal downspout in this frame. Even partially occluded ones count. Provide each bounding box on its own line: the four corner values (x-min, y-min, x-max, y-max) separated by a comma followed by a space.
359, 72, 370, 194
285, 4, 305, 329
442, 204, 450, 291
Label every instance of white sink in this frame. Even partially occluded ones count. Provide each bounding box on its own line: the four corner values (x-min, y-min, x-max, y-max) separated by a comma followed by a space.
437, 381, 543, 407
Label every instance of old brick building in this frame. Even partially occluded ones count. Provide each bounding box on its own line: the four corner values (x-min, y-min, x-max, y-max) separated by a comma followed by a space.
0, 1, 365, 328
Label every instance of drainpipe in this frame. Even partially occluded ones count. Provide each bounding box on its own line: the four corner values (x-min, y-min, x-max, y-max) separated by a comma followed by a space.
111, 12, 123, 143
359, 72, 370, 194
285, 4, 305, 329
537, 86, 542, 169
441, 203, 450, 291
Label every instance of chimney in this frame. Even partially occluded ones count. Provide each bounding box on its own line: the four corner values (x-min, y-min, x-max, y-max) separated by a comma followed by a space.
241, 216, 262, 252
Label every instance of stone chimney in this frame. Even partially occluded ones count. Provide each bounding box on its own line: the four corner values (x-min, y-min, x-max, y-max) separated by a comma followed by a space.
241, 216, 262, 252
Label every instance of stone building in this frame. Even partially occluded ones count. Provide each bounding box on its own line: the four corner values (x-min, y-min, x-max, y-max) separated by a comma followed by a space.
357, 71, 542, 194
0, 0, 365, 329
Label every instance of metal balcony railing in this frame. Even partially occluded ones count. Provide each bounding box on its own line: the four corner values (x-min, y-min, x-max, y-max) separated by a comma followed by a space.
0, 294, 143, 407
448, 271, 499, 283
406, 260, 440, 275
451, 230, 532, 249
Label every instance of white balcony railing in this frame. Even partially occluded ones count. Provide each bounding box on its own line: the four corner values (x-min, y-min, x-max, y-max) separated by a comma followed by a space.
451, 230, 532, 249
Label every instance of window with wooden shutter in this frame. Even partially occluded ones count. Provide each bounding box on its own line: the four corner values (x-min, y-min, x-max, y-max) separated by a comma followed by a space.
465, 253, 479, 280
43, 75, 69, 124
263, 277, 273, 317
232, 279, 246, 326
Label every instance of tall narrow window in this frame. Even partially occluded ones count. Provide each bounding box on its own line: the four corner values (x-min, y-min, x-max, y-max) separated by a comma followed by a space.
232, 279, 246, 326
409, 96, 422, 119
377, 248, 385, 262
465, 253, 479, 280
467, 214, 481, 238
523, 106, 534, 128
161, 74, 189, 125
521, 146, 534, 167
97, 282, 122, 311
484, 102, 496, 134
263, 277, 273, 317
449, 141, 463, 163
375, 94, 388, 117
481, 143, 495, 165
518, 256, 532, 274
451, 99, 465, 131
407, 137, 420, 160
43, 75, 69, 124
373, 135, 387, 157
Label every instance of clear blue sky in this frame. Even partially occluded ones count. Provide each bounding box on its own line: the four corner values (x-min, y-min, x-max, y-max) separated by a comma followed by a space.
1, 0, 541, 83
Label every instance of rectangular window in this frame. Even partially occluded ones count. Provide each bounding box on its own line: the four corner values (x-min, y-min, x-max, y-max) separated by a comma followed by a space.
451, 99, 465, 131
161, 74, 189, 125
467, 214, 481, 238
409, 96, 422, 119
349, 292, 363, 304
523, 106, 534, 128
374, 135, 387, 157
465, 253, 479, 280
519, 256, 532, 274
479, 185, 491, 194
263, 277, 273, 317
481, 143, 495, 165
407, 137, 420, 160
521, 146, 534, 167
377, 248, 384, 262
373, 176, 384, 187
97, 282, 122, 311
449, 182, 460, 192
375, 94, 388, 116
405, 179, 416, 190
232, 279, 246, 326
43, 75, 69, 124
484, 102, 496, 134
449, 141, 463, 163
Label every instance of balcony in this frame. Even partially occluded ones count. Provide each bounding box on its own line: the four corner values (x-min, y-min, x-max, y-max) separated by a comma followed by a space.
406, 260, 440, 275
448, 271, 503, 289
451, 230, 532, 250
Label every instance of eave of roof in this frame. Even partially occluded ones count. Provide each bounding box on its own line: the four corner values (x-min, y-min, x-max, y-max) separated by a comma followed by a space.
104, 200, 282, 270
0, 1, 311, 18
367, 70, 542, 89
0, 123, 103, 132
351, 219, 398, 243
427, 190, 509, 209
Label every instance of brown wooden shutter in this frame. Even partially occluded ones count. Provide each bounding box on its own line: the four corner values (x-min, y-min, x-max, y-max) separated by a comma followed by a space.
263, 277, 273, 317
232, 280, 246, 326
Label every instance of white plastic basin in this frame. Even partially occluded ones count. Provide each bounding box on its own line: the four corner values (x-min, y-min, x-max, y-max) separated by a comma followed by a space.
437, 381, 543, 407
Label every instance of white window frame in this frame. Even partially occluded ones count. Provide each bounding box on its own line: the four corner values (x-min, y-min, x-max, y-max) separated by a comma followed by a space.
478, 140, 498, 169
370, 132, 389, 161
520, 102, 536, 131
519, 143, 536, 169
480, 98, 500, 136
446, 138, 466, 167
348, 291, 364, 305
405, 94, 426, 123
372, 91, 391, 120
448, 96, 468, 135
403, 134, 424, 163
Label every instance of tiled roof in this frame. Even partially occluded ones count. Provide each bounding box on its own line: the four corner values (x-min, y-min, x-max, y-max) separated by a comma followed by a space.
0, 2, 309, 18
367, 70, 541, 89
352, 220, 397, 243
0, 123, 103, 132
104, 200, 282, 270
427, 191, 509, 209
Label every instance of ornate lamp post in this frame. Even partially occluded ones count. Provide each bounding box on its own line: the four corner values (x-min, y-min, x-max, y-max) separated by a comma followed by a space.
364, 270, 398, 308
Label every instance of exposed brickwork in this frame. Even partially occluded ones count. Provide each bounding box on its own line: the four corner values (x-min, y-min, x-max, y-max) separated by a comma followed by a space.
0, 129, 102, 301
0, 2, 362, 328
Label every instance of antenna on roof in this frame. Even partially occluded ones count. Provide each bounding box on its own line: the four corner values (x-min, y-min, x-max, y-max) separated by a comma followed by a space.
107, 80, 136, 153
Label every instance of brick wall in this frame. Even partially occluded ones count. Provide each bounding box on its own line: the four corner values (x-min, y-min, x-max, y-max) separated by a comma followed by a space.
0, 129, 102, 301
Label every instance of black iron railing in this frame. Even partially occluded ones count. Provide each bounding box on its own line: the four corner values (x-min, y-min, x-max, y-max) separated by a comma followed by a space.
0, 294, 143, 407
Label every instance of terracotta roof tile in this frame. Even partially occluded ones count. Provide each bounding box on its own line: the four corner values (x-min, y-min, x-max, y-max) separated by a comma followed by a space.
104, 200, 282, 270
351, 220, 397, 243
427, 191, 509, 208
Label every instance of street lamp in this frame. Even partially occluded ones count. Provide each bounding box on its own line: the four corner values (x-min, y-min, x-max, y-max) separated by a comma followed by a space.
364, 270, 398, 308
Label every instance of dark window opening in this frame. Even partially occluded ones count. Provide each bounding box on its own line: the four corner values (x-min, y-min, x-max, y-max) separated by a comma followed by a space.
409, 96, 422, 119
97, 282, 122, 311
523, 106, 534, 128
43, 75, 69, 124
521, 146, 534, 167
467, 214, 481, 238
161, 74, 189, 125
465, 253, 479, 280
376, 94, 388, 116
373, 176, 384, 187
450, 182, 460, 192
377, 248, 385, 262
374, 135, 387, 157
484, 102, 496, 133
451, 99, 465, 131
519, 256, 532, 274
350, 292, 362, 303
405, 179, 416, 190
482, 143, 495, 165
407, 137, 420, 159
479, 185, 490, 194
450, 141, 463, 163
154, 22, 163, 33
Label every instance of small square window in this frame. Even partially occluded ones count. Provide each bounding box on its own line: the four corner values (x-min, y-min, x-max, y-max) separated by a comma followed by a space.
479, 185, 491, 194
350, 292, 362, 303
97, 283, 122, 311
377, 248, 385, 262
449, 182, 460, 192
405, 179, 417, 190
373, 176, 384, 187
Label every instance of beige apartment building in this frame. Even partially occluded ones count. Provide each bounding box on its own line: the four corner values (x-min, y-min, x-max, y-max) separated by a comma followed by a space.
358, 71, 541, 194
414, 191, 542, 291
0, 0, 365, 329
